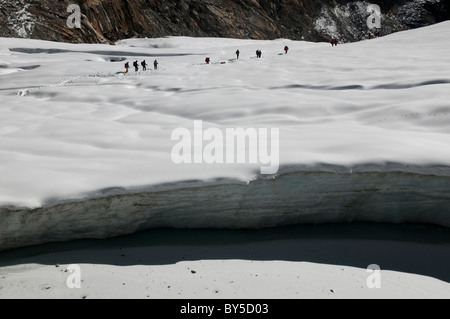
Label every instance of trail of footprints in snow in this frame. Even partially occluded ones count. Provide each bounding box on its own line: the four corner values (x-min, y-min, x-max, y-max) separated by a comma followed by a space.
15, 72, 124, 97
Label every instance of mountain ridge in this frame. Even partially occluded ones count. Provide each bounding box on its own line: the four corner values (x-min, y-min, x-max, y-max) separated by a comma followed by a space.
0, 0, 449, 44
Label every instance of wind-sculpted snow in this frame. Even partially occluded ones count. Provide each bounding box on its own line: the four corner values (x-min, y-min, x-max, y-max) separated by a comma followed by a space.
1, 164, 450, 252
9, 47, 200, 57
1, 23, 450, 250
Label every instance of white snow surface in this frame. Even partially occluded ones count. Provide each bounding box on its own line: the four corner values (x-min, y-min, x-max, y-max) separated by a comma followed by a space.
1, 225, 449, 299
1, 22, 450, 208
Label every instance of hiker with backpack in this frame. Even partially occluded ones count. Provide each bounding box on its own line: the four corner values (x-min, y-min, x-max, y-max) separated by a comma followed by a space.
141, 60, 147, 71
236, 50, 240, 59
154, 59, 159, 70
124, 62, 130, 74
284, 46, 289, 54
133, 60, 139, 72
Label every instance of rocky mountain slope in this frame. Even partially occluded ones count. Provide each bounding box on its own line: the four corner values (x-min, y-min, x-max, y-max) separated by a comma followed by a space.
0, 0, 449, 44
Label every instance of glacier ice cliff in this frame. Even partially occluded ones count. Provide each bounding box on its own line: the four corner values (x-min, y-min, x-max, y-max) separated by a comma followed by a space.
1, 163, 450, 252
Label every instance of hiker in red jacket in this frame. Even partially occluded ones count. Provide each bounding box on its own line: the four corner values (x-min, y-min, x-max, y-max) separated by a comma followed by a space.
284, 46, 289, 54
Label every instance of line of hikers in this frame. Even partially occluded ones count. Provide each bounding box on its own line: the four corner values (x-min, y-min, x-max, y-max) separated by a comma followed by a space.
123, 40, 344, 72
124, 59, 158, 73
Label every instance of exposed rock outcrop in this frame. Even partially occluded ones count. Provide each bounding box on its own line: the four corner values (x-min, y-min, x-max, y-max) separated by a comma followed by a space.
0, 1, 449, 44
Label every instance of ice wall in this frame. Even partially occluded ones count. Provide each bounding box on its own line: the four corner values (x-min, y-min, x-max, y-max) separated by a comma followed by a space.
1, 164, 449, 252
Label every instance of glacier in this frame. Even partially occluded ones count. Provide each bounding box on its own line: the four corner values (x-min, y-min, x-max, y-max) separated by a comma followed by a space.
1, 22, 450, 251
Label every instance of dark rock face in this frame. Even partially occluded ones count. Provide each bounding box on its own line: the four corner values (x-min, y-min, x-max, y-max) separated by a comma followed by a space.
0, 0, 449, 44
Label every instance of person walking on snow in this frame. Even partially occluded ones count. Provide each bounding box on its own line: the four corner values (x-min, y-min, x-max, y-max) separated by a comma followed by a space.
236, 50, 240, 59
141, 60, 147, 71
154, 59, 159, 70
284, 46, 289, 54
124, 62, 130, 74
133, 60, 139, 72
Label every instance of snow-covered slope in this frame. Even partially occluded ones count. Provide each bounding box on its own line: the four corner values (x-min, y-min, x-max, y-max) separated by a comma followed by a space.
1, 22, 450, 250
